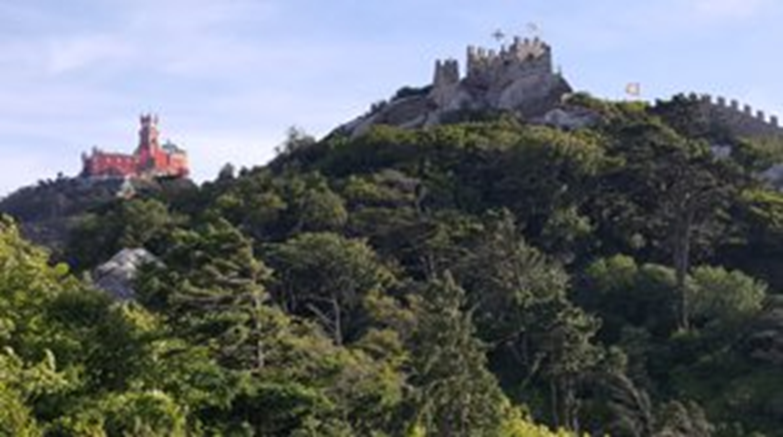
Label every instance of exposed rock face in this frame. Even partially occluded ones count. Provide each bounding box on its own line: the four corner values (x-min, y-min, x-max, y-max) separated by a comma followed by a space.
339, 36, 572, 137
93, 248, 160, 300
534, 106, 600, 131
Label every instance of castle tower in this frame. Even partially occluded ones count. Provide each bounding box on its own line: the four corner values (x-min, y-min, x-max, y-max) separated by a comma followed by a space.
136, 114, 163, 171
433, 59, 460, 88
138, 114, 160, 155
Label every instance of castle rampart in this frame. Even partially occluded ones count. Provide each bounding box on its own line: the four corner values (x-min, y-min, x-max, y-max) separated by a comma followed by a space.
340, 35, 571, 137
679, 93, 783, 138
432, 36, 554, 92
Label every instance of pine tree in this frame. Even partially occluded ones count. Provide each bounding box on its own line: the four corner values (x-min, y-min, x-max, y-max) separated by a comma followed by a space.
411, 272, 506, 436
138, 219, 279, 372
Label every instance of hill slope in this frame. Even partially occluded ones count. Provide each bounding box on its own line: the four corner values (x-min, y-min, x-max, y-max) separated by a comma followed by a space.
3, 92, 777, 434
4, 70, 783, 434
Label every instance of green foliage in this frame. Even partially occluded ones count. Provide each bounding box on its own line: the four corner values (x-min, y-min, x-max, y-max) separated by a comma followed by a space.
392, 85, 433, 101
655, 400, 714, 437
410, 273, 507, 436
67, 198, 180, 269
581, 255, 677, 339
295, 184, 348, 232
137, 218, 276, 371
266, 232, 395, 345
688, 266, 766, 328
0, 349, 66, 437
100, 390, 188, 437
7, 89, 783, 435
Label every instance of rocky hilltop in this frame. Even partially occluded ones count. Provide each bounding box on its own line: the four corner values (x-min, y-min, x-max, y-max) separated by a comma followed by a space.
338, 36, 783, 145
0, 176, 195, 256
339, 36, 573, 137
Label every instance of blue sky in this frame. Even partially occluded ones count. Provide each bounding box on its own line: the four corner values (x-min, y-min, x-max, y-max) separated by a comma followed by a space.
1, 0, 781, 195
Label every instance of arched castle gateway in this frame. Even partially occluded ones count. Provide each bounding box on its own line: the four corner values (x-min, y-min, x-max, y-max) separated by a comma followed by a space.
81, 115, 189, 179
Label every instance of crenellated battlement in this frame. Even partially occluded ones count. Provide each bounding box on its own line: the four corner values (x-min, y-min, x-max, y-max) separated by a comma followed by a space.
685, 93, 779, 126
466, 36, 551, 79
676, 93, 783, 137
431, 35, 554, 92
433, 59, 460, 88
340, 36, 570, 136
140, 114, 159, 127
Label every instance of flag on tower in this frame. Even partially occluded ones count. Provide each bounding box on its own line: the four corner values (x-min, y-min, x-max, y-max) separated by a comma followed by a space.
625, 82, 641, 97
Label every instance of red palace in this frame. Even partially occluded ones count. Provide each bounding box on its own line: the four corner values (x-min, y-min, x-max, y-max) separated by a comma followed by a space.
81, 114, 189, 179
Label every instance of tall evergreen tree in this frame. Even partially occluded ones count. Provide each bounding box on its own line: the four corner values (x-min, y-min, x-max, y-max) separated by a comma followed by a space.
410, 272, 507, 436
138, 218, 278, 372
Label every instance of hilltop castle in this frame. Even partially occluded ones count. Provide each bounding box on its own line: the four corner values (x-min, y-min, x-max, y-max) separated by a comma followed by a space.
81, 115, 189, 179
431, 36, 562, 111
340, 36, 571, 136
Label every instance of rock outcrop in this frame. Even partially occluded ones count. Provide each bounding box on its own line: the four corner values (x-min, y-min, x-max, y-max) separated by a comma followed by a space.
93, 248, 160, 300
339, 36, 572, 137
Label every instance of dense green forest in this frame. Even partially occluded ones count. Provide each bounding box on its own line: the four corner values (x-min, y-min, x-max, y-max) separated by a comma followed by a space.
3, 94, 783, 436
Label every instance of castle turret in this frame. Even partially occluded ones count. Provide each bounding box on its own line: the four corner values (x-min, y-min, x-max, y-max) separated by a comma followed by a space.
460, 35, 554, 89
433, 58, 460, 88
138, 114, 160, 155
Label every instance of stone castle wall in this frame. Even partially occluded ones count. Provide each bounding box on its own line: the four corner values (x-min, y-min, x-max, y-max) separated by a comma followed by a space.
431, 36, 554, 91
683, 93, 783, 138
340, 36, 570, 137
465, 37, 552, 88
433, 59, 460, 88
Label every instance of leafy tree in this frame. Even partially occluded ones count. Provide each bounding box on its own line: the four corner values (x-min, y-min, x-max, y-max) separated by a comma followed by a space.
581, 256, 678, 339
582, 370, 654, 437
0, 215, 84, 360
593, 119, 742, 330
277, 126, 317, 157
0, 349, 66, 436
100, 390, 188, 437
409, 273, 507, 436
294, 185, 348, 233
67, 198, 180, 269
688, 266, 766, 329
536, 302, 602, 431
138, 218, 275, 372
486, 126, 606, 232
266, 232, 394, 345
454, 210, 568, 344
655, 401, 713, 437
654, 142, 732, 330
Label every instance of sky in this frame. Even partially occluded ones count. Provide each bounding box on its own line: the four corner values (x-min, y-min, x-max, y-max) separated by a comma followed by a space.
1, 0, 782, 195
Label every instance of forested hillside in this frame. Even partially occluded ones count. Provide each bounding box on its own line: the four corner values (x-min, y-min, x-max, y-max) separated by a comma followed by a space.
3, 94, 783, 436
